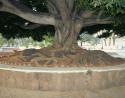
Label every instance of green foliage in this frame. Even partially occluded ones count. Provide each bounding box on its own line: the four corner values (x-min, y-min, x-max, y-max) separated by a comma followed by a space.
93, 0, 125, 15
0, 33, 7, 47
76, 0, 125, 15
0, 32, 53, 48
75, 0, 93, 10
40, 33, 53, 47
92, 0, 125, 8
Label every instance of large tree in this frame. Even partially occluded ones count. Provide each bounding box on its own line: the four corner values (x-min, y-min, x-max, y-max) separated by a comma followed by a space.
0, 0, 125, 67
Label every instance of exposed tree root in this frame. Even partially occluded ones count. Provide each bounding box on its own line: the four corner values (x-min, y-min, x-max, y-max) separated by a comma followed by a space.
0, 47, 124, 67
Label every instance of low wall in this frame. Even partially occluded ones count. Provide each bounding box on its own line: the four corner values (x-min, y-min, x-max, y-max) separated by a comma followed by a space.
1, 64, 125, 98
0, 64, 125, 91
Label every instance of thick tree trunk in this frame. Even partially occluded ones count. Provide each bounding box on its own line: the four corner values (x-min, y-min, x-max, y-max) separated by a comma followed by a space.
53, 21, 81, 52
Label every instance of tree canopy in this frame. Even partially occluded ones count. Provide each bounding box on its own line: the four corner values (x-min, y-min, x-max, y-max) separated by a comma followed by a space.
0, 0, 125, 48
0, 0, 125, 29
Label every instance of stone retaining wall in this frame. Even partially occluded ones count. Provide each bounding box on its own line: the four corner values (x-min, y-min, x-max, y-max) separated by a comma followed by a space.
0, 64, 125, 91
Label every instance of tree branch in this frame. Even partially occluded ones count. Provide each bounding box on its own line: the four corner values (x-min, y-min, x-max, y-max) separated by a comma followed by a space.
83, 17, 113, 27
78, 10, 113, 27
47, 0, 60, 18
79, 10, 95, 18
0, 0, 56, 25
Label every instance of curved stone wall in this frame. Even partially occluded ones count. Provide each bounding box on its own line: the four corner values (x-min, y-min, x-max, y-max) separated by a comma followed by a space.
0, 64, 125, 98
0, 64, 125, 91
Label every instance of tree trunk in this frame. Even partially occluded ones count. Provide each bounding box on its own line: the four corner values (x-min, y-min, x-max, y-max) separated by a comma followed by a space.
53, 21, 81, 52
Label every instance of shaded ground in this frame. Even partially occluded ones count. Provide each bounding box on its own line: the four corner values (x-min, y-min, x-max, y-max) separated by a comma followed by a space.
0, 47, 124, 67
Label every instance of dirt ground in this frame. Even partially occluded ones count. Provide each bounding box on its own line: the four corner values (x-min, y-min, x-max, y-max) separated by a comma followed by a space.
0, 47, 124, 67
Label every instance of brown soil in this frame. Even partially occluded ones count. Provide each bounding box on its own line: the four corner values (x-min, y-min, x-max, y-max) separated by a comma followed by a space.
0, 46, 124, 67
